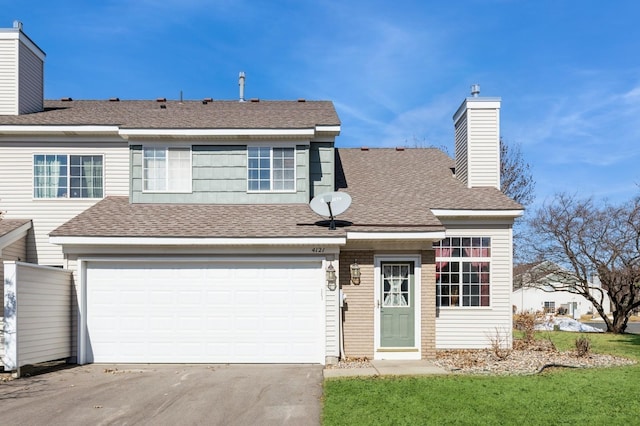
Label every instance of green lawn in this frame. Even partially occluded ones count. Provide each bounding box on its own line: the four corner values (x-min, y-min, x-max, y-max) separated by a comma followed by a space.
323, 332, 640, 425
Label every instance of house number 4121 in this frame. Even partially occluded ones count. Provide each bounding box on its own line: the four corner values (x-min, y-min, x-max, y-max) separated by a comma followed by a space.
311, 247, 325, 253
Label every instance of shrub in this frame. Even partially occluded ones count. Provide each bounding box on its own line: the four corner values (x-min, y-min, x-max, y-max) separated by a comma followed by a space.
513, 311, 545, 343
575, 335, 591, 357
488, 328, 512, 361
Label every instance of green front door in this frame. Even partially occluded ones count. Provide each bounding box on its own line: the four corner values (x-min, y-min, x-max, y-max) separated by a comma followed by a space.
380, 262, 415, 347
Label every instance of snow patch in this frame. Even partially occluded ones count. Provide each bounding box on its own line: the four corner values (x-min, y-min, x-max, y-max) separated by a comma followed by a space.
535, 317, 604, 333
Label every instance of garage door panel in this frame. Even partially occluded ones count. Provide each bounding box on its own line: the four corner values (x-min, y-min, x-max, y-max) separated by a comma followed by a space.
86, 261, 324, 363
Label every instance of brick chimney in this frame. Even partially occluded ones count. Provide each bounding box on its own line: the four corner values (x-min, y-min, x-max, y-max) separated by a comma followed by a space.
452, 85, 501, 189
0, 21, 45, 115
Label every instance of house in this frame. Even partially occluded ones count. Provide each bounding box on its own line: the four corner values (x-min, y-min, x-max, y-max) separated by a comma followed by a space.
512, 261, 611, 318
1, 22, 523, 368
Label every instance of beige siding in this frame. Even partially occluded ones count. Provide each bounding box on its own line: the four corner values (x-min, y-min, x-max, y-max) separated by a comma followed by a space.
453, 99, 501, 190
435, 222, 514, 349
0, 37, 18, 115
3, 262, 73, 372
325, 257, 340, 363
0, 141, 129, 265
339, 251, 375, 358
454, 113, 468, 186
466, 108, 500, 188
18, 40, 43, 115
63, 257, 79, 360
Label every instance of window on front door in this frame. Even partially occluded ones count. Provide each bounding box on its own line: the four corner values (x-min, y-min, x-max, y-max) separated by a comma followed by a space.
33, 154, 104, 198
382, 264, 411, 307
247, 146, 295, 192
142, 147, 191, 192
435, 237, 491, 307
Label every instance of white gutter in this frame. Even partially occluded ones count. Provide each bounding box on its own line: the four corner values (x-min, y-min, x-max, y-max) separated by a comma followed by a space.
50, 236, 347, 246
315, 125, 341, 134
431, 209, 523, 218
118, 128, 317, 137
0, 125, 121, 135
346, 231, 446, 241
1, 126, 339, 138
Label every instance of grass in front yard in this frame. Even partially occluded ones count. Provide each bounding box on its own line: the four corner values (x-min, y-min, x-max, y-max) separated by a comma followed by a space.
323, 332, 640, 425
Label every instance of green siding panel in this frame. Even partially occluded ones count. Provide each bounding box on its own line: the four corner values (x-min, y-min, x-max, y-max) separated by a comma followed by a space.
310, 142, 334, 198
130, 143, 325, 204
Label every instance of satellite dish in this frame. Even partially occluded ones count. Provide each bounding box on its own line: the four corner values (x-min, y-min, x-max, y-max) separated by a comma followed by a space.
310, 192, 352, 230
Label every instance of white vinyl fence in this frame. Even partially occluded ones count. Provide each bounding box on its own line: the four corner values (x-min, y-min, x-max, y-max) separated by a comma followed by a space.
3, 261, 72, 377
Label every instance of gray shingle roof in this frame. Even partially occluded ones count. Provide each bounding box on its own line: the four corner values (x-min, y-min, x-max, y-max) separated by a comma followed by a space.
50, 148, 522, 239
51, 198, 345, 238
336, 148, 523, 212
0, 100, 340, 129
0, 218, 31, 238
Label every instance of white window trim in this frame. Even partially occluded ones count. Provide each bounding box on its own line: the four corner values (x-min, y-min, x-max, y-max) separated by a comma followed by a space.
142, 146, 192, 193
32, 153, 105, 200
435, 237, 493, 309
246, 145, 297, 193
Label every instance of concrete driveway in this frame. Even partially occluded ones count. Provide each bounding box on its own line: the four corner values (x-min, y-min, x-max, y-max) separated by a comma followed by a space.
0, 363, 323, 425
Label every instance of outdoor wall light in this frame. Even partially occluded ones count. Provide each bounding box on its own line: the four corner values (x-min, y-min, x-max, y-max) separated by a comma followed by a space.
350, 260, 361, 285
326, 263, 337, 291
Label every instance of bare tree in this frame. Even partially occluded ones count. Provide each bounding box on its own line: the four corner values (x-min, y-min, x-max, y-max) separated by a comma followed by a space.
528, 193, 640, 333
500, 139, 535, 208
500, 139, 535, 263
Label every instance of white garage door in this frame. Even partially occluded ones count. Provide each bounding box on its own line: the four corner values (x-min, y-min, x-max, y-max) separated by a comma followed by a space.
85, 260, 325, 364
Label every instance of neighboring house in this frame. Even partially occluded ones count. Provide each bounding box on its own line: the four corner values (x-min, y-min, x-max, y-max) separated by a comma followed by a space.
1, 23, 523, 366
512, 261, 611, 319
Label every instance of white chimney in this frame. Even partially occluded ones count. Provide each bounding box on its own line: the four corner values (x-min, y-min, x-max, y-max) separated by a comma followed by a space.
452, 88, 501, 189
238, 71, 246, 102
0, 22, 46, 115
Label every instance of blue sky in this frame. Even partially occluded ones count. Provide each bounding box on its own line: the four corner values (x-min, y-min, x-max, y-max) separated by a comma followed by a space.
6, 1, 640, 207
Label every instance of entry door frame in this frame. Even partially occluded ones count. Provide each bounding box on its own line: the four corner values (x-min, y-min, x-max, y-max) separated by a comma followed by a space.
373, 254, 422, 360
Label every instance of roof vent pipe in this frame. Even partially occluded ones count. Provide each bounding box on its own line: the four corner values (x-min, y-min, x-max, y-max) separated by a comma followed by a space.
470, 84, 480, 97
13, 20, 23, 30
239, 71, 246, 102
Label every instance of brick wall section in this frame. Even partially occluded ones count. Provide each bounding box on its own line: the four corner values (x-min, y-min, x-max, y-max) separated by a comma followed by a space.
420, 249, 436, 359
339, 251, 375, 358
339, 249, 437, 360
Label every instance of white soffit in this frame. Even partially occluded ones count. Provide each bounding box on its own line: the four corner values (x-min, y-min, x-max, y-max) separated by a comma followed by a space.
50, 236, 347, 246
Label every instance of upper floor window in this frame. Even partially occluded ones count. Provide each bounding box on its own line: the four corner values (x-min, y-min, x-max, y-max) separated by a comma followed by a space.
33, 154, 103, 199
247, 147, 295, 192
435, 237, 491, 307
143, 147, 191, 192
